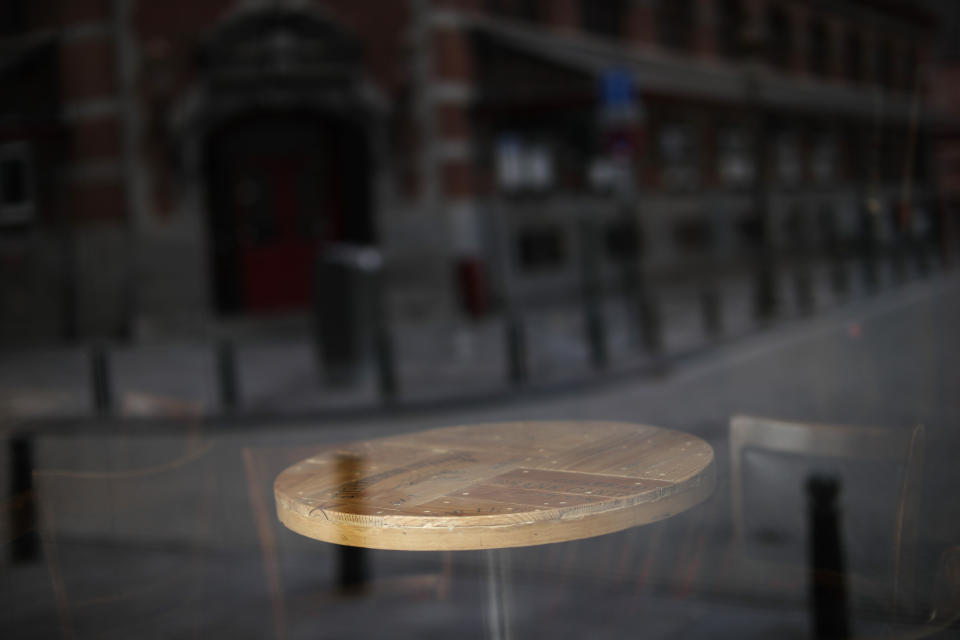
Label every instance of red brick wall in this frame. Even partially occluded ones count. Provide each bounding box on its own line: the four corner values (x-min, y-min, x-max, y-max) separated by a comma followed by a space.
542, 0, 578, 30
69, 119, 123, 160
625, 0, 655, 45
68, 183, 126, 222
694, 0, 716, 57
434, 29, 474, 81
59, 0, 111, 24
135, 0, 413, 96
437, 104, 472, 139
59, 40, 116, 100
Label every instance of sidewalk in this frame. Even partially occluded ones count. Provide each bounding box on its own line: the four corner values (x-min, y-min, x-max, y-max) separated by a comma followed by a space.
0, 257, 941, 422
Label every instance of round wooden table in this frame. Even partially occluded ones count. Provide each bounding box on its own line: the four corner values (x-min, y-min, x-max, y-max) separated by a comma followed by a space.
274, 421, 715, 551
275, 421, 714, 638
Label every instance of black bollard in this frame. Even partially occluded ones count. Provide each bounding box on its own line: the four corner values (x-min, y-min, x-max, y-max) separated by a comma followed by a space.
9, 436, 38, 563
860, 235, 878, 294
639, 292, 663, 356
373, 323, 397, 404
794, 268, 814, 315
585, 302, 608, 370
700, 286, 722, 338
915, 240, 931, 277
807, 476, 850, 640
891, 246, 907, 285
505, 313, 527, 386
752, 260, 778, 322
336, 454, 368, 592
578, 219, 607, 370
90, 343, 112, 415
829, 255, 848, 298
217, 340, 239, 412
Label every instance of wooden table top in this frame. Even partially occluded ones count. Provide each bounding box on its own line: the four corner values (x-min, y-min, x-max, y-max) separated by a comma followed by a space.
274, 421, 715, 551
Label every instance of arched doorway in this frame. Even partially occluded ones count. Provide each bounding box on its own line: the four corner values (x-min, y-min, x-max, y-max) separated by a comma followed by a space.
175, 5, 385, 315
205, 112, 372, 313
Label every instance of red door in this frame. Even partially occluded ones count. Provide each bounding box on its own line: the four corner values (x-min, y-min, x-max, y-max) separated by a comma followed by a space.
232, 153, 341, 311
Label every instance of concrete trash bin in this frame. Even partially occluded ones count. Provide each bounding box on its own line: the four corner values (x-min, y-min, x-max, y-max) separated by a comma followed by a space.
314, 245, 383, 386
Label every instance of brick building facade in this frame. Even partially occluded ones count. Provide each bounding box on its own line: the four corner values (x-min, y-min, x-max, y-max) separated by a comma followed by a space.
0, 0, 944, 342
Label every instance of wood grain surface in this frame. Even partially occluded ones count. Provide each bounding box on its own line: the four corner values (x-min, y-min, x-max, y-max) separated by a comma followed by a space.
274, 421, 715, 551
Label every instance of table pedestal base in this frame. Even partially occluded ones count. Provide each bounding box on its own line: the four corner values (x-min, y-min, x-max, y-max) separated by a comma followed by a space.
485, 549, 513, 640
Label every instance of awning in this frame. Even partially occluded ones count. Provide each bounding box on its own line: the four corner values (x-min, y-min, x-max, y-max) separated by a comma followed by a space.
466, 14, 925, 123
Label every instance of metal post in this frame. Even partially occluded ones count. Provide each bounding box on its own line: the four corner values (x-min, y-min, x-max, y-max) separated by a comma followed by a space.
91, 343, 112, 415
744, 58, 778, 323
829, 249, 848, 299
794, 266, 813, 315
700, 285, 722, 338
752, 252, 778, 322
336, 454, 368, 592
504, 312, 527, 386
639, 291, 663, 356
485, 549, 513, 640
579, 219, 608, 370
808, 476, 850, 640
373, 323, 397, 404
9, 436, 38, 563
217, 340, 238, 412
860, 204, 879, 294
372, 271, 398, 404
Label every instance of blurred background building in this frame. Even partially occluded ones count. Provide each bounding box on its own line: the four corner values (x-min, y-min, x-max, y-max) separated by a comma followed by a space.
0, 0, 950, 343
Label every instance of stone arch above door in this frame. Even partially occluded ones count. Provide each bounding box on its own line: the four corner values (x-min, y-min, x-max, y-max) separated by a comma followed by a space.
169, 4, 388, 315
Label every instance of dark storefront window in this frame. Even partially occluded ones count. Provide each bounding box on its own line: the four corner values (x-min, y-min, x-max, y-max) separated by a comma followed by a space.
845, 31, 864, 83
657, 0, 694, 51
0, 0, 25, 37
767, 6, 792, 70
0, 144, 34, 225
876, 40, 894, 89
517, 225, 566, 270
658, 122, 700, 191
902, 46, 918, 91
580, 0, 627, 39
485, 0, 540, 22
716, 0, 744, 58
808, 19, 829, 76
718, 126, 756, 189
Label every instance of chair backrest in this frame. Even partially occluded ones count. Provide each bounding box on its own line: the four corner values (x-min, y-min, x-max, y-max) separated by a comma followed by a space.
34, 439, 217, 640
729, 414, 924, 611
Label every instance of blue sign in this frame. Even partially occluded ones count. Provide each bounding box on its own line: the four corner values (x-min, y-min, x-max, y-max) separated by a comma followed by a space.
600, 68, 636, 109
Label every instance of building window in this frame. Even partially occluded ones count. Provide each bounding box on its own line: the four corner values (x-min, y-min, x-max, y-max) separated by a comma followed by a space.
736, 212, 766, 250
495, 134, 554, 194
716, 0, 743, 58
517, 226, 566, 271
775, 132, 802, 187
658, 123, 699, 191
808, 19, 829, 76
672, 218, 714, 255
605, 217, 642, 261
718, 127, 755, 189
657, 0, 694, 51
811, 133, 837, 185
844, 31, 863, 83
0, 0, 26, 37
876, 40, 894, 89
0, 143, 35, 226
902, 46, 918, 91
767, 6, 792, 70
485, 0, 540, 22
580, 0, 627, 39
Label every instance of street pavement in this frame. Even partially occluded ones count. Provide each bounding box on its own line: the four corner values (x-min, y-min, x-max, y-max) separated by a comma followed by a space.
0, 259, 908, 421
2, 264, 960, 639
